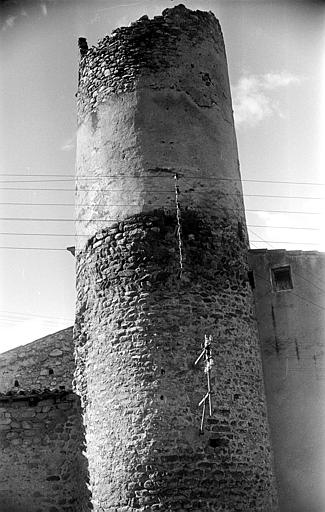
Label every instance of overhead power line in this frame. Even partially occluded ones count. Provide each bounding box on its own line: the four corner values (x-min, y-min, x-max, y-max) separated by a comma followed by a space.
293, 271, 325, 295
1, 187, 325, 200
0, 218, 77, 222
249, 228, 320, 247
250, 240, 319, 246
249, 229, 325, 301
0, 246, 69, 251
249, 225, 320, 231
0, 186, 216, 192
0, 202, 76, 206
244, 194, 325, 200
0, 309, 73, 322
304, 269, 325, 291
1, 248, 324, 314
249, 230, 325, 308
0, 174, 325, 186
249, 228, 275, 249
0, 232, 77, 237
253, 270, 325, 312
0, 218, 323, 231
0, 224, 321, 235
0, 240, 322, 250
0, 203, 323, 215
0, 179, 76, 184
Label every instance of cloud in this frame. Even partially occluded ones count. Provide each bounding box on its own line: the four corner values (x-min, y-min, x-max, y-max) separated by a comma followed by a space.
1, 14, 17, 31
60, 135, 76, 152
1, 4, 28, 32
90, 1, 150, 25
232, 72, 301, 128
40, 3, 47, 16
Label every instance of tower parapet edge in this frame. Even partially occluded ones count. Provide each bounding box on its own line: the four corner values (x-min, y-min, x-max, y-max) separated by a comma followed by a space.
74, 5, 279, 511
77, 6, 224, 124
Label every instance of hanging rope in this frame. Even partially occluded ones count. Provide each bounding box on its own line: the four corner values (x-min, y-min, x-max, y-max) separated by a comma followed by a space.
195, 334, 214, 433
174, 173, 184, 279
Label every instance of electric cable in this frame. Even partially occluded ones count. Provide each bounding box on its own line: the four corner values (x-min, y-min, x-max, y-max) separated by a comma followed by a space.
1, 174, 325, 186
0, 203, 322, 215
1, 186, 325, 200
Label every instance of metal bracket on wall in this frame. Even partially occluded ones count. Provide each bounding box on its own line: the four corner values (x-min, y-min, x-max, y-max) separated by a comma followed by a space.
195, 334, 213, 434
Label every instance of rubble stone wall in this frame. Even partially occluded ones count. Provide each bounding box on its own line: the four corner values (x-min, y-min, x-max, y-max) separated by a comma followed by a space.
0, 327, 74, 393
0, 392, 90, 512
75, 5, 279, 511
0, 329, 91, 512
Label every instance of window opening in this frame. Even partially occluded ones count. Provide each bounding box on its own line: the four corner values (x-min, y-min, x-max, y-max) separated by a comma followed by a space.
271, 265, 293, 292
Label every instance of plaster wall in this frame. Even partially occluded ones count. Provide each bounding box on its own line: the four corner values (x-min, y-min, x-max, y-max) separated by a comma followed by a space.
249, 249, 325, 512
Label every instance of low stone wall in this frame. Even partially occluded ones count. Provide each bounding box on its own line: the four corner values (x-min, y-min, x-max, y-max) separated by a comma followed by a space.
0, 329, 90, 512
0, 327, 74, 392
0, 391, 90, 512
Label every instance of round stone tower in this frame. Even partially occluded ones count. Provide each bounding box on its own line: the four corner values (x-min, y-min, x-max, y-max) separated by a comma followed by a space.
74, 5, 278, 511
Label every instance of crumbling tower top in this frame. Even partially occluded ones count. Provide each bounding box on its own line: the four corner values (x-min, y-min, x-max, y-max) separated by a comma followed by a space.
76, 5, 225, 124
75, 4, 244, 252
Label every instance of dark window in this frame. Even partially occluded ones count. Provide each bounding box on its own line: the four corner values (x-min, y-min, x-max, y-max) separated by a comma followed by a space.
271, 265, 293, 291
14, 380, 19, 387
248, 270, 255, 289
49, 368, 54, 375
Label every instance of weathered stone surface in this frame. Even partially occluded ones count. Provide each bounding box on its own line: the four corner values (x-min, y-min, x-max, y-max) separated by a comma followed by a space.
0, 328, 91, 512
75, 5, 279, 512
0, 393, 90, 512
75, 5, 244, 254
0, 327, 73, 392
49, 349, 63, 357
75, 212, 278, 511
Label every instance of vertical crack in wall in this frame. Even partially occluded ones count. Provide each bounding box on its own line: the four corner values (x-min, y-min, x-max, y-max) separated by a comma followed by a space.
294, 338, 300, 361
271, 304, 280, 354
174, 173, 183, 279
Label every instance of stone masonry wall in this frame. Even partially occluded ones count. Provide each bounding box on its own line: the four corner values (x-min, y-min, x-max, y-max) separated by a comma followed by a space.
0, 391, 90, 512
77, 6, 228, 124
0, 327, 74, 393
75, 5, 278, 511
0, 329, 91, 512
75, 212, 278, 511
